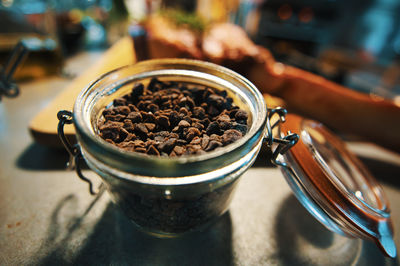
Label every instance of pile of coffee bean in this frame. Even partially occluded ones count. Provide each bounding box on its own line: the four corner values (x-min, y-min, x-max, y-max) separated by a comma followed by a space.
97, 78, 248, 156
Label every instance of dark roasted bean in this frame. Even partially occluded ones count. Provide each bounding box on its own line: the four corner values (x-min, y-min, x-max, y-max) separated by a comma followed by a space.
178, 120, 190, 128
145, 123, 156, 131
132, 83, 144, 97
135, 123, 148, 135
235, 109, 248, 122
172, 145, 185, 155
207, 105, 220, 116
207, 94, 224, 106
206, 121, 222, 135
205, 140, 223, 151
102, 109, 114, 116
127, 112, 142, 123
169, 111, 180, 127
148, 103, 159, 113
113, 97, 127, 106
190, 136, 201, 145
192, 106, 205, 119
98, 79, 248, 157
125, 133, 136, 142
222, 129, 243, 145
201, 135, 210, 149
158, 138, 177, 154
147, 145, 160, 156
123, 119, 135, 132
105, 114, 125, 122
231, 122, 248, 135
185, 127, 201, 142
135, 147, 147, 153
115, 106, 131, 115
117, 141, 136, 151
157, 115, 170, 128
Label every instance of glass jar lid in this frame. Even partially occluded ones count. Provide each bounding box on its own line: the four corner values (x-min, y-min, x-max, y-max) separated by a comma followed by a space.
278, 114, 396, 258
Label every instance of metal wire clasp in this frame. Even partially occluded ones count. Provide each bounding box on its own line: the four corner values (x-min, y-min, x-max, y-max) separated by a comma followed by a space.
57, 110, 101, 195
0, 42, 28, 101
265, 107, 299, 167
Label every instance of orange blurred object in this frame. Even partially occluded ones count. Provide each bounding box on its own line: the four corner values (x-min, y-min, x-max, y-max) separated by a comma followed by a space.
277, 4, 293, 21
298, 7, 314, 23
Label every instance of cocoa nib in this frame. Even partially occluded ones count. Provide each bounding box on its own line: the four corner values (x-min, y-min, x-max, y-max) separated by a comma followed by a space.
97, 78, 249, 156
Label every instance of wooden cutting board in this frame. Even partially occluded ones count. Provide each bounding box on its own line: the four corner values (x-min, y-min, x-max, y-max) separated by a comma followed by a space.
29, 36, 136, 147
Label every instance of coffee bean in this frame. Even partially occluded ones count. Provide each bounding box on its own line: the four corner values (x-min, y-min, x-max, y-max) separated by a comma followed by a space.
179, 107, 189, 116
205, 140, 223, 151
207, 94, 224, 106
179, 96, 195, 109
157, 115, 170, 128
123, 119, 135, 132
201, 135, 210, 150
102, 109, 114, 116
148, 103, 159, 113
114, 106, 131, 115
169, 111, 181, 126
158, 138, 177, 154
193, 106, 205, 119
235, 109, 248, 122
206, 121, 221, 135
135, 147, 147, 153
190, 136, 201, 145
207, 105, 220, 116
128, 104, 139, 112
98, 79, 249, 157
100, 120, 124, 130
173, 145, 185, 156
125, 133, 136, 142
127, 112, 142, 123
222, 129, 243, 145
145, 123, 156, 131
105, 114, 125, 122
185, 127, 201, 142
135, 123, 148, 135
113, 97, 127, 106
117, 141, 136, 151
231, 122, 248, 135
178, 120, 190, 128
132, 139, 145, 147
132, 83, 144, 97
147, 145, 160, 156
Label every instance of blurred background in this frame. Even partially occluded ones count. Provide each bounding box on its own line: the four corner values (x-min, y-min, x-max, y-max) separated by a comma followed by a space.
1, 0, 400, 99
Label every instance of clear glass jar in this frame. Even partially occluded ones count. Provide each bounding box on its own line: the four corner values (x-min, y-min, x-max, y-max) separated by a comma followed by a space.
59, 58, 396, 257
72, 58, 267, 237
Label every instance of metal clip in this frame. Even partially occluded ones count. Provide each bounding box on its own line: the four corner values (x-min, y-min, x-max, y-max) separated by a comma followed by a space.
57, 110, 101, 195
265, 107, 299, 167
0, 42, 29, 101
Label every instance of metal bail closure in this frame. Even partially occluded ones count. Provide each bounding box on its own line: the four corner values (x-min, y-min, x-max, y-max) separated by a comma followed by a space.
57, 110, 103, 195
278, 114, 397, 258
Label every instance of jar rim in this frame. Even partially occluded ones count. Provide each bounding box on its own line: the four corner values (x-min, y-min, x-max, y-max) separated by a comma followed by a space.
73, 58, 267, 178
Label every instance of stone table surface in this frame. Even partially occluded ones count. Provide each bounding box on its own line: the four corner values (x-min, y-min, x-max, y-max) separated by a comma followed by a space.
1, 52, 400, 265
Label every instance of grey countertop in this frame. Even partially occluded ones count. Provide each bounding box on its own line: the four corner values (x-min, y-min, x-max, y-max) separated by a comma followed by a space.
1, 53, 400, 265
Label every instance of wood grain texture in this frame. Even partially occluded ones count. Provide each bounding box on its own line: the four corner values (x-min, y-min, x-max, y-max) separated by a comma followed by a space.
29, 37, 136, 147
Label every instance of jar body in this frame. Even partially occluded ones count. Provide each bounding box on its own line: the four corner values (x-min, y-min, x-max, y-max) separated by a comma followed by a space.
84, 138, 262, 236
73, 59, 267, 236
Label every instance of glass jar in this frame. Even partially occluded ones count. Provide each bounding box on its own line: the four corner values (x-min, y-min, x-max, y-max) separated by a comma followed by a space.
58, 58, 396, 258
70, 58, 268, 237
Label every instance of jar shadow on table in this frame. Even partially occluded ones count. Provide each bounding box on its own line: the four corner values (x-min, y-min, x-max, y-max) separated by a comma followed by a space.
16, 142, 89, 170
16, 143, 70, 170
36, 191, 234, 266
273, 195, 398, 265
